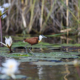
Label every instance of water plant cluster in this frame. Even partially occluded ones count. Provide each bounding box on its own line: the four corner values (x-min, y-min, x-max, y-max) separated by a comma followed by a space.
0, 35, 80, 79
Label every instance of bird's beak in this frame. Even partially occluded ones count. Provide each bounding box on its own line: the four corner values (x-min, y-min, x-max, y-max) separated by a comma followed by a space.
42, 35, 47, 38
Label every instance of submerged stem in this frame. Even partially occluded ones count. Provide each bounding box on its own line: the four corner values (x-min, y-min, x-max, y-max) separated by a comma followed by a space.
9, 47, 13, 53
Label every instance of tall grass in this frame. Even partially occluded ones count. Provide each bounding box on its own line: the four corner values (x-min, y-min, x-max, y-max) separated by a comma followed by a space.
0, 0, 80, 34
66, 0, 69, 37
40, 0, 44, 32
28, 0, 36, 33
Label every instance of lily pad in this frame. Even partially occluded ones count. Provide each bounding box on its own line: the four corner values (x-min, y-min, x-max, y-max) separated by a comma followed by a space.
32, 61, 80, 66
0, 74, 27, 79
0, 53, 30, 58
32, 52, 79, 59
18, 57, 61, 62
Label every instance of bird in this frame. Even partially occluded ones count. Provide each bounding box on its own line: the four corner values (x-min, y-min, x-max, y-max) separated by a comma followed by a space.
23, 35, 47, 53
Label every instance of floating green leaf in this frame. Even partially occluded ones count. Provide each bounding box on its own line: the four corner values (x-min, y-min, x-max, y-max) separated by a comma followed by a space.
0, 74, 27, 79
32, 61, 80, 66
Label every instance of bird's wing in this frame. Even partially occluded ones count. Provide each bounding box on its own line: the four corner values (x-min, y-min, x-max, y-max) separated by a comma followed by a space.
25, 37, 38, 45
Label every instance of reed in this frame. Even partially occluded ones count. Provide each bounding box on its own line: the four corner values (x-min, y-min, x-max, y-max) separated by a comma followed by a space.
40, 0, 44, 32
28, 0, 36, 33
0, 17, 2, 46
21, 0, 27, 28
66, 0, 69, 37
78, 0, 80, 35
0, 0, 79, 34
41, 0, 57, 32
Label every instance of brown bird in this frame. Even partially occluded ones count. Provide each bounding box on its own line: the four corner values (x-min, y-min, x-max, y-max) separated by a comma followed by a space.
23, 35, 47, 53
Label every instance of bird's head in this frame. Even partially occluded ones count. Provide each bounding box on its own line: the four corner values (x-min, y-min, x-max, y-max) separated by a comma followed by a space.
38, 35, 47, 43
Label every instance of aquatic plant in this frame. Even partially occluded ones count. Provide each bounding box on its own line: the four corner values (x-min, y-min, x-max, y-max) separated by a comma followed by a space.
0, 36, 13, 53
1, 58, 20, 79
0, 2, 11, 47
0, 7, 6, 47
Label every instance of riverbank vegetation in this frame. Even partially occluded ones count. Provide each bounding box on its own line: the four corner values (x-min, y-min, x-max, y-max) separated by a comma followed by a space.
0, 0, 80, 35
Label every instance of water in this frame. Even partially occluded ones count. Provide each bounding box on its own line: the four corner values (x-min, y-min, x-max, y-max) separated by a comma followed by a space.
20, 62, 79, 80
0, 34, 80, 80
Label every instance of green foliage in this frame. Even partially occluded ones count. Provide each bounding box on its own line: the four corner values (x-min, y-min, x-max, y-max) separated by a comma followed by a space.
0, 35, 80, 66
32, 61, 76, 66
1, 0, 79, 34
0, 74, 27, 79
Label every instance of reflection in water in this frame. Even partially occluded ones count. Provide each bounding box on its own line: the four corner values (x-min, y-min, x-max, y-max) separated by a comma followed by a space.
37, 65, 43, 79
19, 61, 80, 80
64, 59, 70, 80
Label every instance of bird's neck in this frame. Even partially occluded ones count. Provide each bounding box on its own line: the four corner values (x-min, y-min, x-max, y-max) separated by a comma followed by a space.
38, 40, 41, 43
39, 37, 42, 41
38, 37, 42, 43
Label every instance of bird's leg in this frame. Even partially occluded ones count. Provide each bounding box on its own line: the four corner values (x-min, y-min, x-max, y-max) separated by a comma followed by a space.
29, 50, 35, 55
29, 47, 33, 53
25, 46, 28, 54
25, 46, 35, 55
28, 46, 35, 55
29, 46, 34, 52
29, 47, 32, 51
